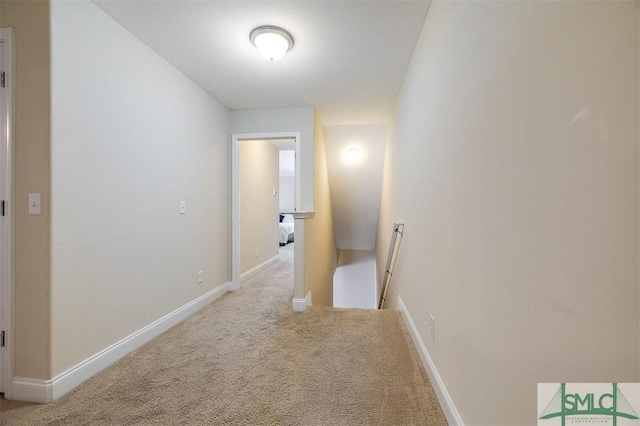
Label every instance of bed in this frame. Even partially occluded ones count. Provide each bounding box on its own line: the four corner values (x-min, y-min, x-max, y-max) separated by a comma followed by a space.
279, 214, 294, 245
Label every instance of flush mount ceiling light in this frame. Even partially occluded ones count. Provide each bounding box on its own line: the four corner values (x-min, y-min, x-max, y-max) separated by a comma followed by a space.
250, 26, 294, 62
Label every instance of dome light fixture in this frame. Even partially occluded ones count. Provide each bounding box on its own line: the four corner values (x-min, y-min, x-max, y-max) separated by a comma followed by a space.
250, 25, 294, 62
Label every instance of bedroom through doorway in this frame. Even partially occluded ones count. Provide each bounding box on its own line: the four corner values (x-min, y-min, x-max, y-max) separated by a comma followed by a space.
232, 135, 298, 293
277, 148, 295, 248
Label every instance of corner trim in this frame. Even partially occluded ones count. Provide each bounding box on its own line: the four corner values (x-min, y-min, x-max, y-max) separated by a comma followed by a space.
292, 291, 312, 312
8, 282, 231, 403
397, 295, 464, 426
10, 377, 52, 404
240, 255, 278, 284
0, 27, 15, 397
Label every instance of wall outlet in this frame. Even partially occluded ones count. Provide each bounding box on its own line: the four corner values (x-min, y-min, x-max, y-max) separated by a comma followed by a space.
197, 270, 204, 284
255, 249, 259, 258
429, 315, 435, 339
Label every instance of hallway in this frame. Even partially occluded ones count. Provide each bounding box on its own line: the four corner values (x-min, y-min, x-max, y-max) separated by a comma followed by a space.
0, 245, 445, 425
3, 2, 637, 424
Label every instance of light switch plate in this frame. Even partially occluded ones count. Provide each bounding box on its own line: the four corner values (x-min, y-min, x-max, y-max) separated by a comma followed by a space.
179, 201, 186, 214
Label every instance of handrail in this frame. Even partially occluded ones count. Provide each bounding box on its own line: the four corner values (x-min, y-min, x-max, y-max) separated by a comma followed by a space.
378, 222, 404, 309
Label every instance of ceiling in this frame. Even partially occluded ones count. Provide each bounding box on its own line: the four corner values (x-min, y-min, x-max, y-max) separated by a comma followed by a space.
92, 0, 430, 126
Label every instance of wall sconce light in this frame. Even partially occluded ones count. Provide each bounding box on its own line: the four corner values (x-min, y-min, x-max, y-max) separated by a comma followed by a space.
344, 148, 363, 164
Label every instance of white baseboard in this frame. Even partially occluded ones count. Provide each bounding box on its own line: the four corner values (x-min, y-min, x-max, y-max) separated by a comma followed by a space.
9, 377, 52, 403
240, 255, 279, 283
397, 295, 464, 426
292, 291, 312, 312
8, 281, 231, 404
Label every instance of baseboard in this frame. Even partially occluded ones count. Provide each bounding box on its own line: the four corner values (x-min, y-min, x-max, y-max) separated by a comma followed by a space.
240, 255, 279, 283
292, 291, 312, 312
9, 377, 52, 403
8, 281, 231, 404
397, 295, 464, 426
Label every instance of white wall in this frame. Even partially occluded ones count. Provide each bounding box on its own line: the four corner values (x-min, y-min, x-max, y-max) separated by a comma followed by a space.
377, 2, 639, 425
240, 140, 279, 274
333, 250, 377, 309
279, 150, 295, 213
279, 176, 295, 213
231, 107, 314, 212
50, 0, 230, 376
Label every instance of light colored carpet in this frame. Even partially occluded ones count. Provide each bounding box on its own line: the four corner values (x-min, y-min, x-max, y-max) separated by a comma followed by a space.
0, 398, 32, 412
0, 247, 447, 425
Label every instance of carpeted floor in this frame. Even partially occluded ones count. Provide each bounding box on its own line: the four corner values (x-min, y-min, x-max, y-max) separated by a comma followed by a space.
0, 245, 447, 425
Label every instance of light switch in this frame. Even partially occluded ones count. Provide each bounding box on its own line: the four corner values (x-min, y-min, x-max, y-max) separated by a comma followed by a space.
179, 201, 186, 214
28, 193, 41, 215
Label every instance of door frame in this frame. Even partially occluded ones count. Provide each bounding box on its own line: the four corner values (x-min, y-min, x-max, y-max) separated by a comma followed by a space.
0, 27, 15, 395
231, 132, 301, 291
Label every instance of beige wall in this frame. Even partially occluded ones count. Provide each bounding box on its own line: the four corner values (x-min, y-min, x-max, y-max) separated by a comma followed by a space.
304, 114, 337, 306
376, 122, 396, 301
0, 0, 51, 380
49, 0, 230, 375
240, 140, 279, 274
377, 1, 639, 424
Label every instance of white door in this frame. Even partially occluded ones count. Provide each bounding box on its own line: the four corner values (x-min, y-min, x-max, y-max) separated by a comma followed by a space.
0, 27, 14, 395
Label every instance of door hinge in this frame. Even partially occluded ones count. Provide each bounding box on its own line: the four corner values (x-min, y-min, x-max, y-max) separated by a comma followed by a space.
1, 331, 5, 348
0, 71, 5, 88
1, 200, 5, 216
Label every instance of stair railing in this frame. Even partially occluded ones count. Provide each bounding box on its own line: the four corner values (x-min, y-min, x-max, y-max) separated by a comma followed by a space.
378, 222, 404, 309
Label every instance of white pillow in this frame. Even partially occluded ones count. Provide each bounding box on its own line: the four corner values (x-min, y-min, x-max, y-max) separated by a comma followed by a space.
282, 214, 294, 223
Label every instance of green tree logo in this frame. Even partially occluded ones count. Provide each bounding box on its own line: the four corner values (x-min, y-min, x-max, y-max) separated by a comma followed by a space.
539, 383, 639, 426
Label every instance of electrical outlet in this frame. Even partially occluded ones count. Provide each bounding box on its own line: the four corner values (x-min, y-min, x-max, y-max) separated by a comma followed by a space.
255, 249, 259, 258
197, 270, 204, 284
28, 193, 41, 215
429, 315, 435, 339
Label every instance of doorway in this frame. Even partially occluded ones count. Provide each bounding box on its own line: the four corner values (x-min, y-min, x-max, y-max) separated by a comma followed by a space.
237, 139, 294, 281
231, 133, 301, 299
277, 148, 296, 267
0, 27, 14, 395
